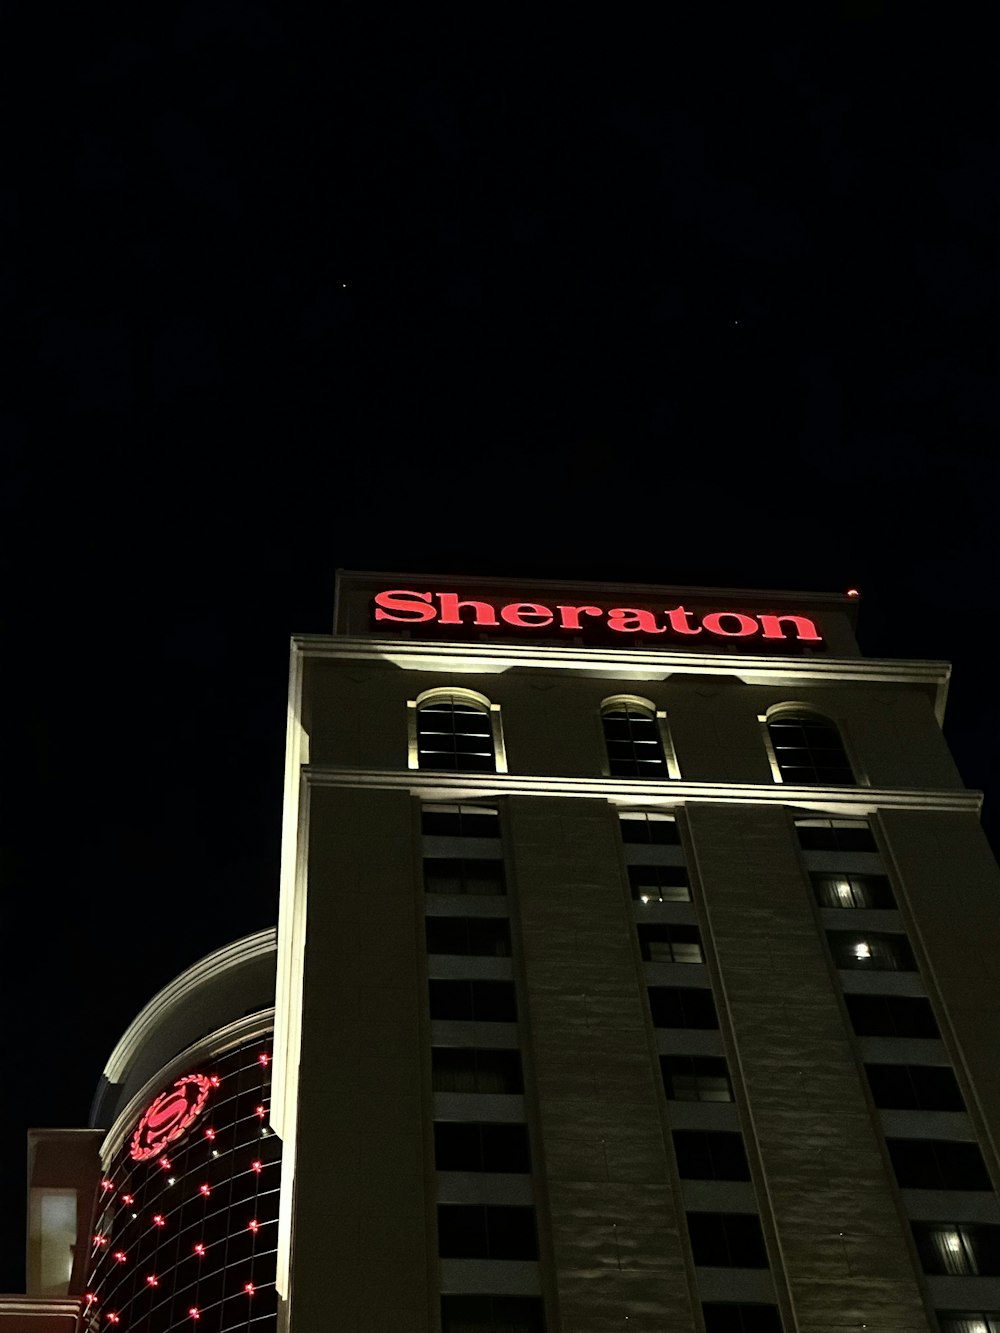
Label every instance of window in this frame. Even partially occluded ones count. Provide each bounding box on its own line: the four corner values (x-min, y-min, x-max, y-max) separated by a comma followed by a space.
887, 1139, 992, 1191
702, 1304, 783, 1333
826, 931, 916, 971
629, 864, 691, 903
415, 693, 497, 772
812, 873, 895, 909
434, 1123, 531, 1173
913, 1224, 1000, 1276
661, 1055, 734, 1103
845, 993, 939, 1038
430, 980, 518, 1023
432, 1048, 524, 1094
865, 1064, 965, 1111
619, 811, 681, 844
602, 697, 673, 778
441, 1295, 546, 1332
438, 1205, 538, 1259
795, 818, 877, 853
766, 712, 855, 785
648, 986, 718, 1030
425, 859, 506, 896
938, 1316, 1000, 1333
673, 1131, 751, 1181
686, 1212, 769, 1268
426, 916, 512, 957
638, 923, 704, 964
423, 804, 501, 838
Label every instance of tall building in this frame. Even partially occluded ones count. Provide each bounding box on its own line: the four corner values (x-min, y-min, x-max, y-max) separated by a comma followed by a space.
8, 571, 1000, 1333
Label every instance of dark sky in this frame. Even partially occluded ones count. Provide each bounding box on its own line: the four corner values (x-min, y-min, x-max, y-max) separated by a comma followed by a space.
2, 8, 998, 1292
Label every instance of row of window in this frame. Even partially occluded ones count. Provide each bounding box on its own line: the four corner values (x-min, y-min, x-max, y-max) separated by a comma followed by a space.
414, 691, 859, 786
438, 1296, 782, 1333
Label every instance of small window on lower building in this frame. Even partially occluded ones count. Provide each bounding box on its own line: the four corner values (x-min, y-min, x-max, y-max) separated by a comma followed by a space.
913, 1223, 1000, 1276
661, 1055, 734, 1103
629, 864, 691, 903
638, 923, 703, 963
647, 986, 718, 1030
619, 811, 681, 844
686, 1212, 769, 1268
425, 858, 507, 896
435, 1122, 532, 1173
702, 1303, 783, 1333
812, 873, 895, 909
441, 1295, 546, 1332
432, 1048, 523, 1094
938, 1314, 1000, 1333
864, 1064, 965, 1111
430, 980, 518, 1023
673, 1131, 751, 1181
438, 1204, 538, 1259
845, 993, 939, 1038
827, 931, 916, 971
423, 804, 501, 838
887, 1139, 992, 1191
795, 818, 877, 853
426, 916, 512, 957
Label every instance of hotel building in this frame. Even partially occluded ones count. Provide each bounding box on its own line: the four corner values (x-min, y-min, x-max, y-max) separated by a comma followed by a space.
7, 571, 1000, 1333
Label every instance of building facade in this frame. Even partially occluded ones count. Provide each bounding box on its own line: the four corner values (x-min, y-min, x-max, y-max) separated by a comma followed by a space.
8, 571, 1000, 1333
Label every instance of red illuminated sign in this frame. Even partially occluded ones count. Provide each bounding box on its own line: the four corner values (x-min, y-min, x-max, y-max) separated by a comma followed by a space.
372, 589, 822, 644
130, 1074, 215, 1162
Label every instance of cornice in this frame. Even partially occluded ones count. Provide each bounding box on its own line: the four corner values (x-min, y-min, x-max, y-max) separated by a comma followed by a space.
0, 1296, 81, 1314
302, 767, 982, 815
102, 929, 277, 1084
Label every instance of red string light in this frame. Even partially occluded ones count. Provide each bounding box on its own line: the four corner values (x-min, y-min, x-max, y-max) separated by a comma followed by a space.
209, 1075, 221, 1087
94, 1234, 108, 1247
248, 1219, 260, 1233
188, 1307, 201, 1320
152, 1214, 165, 1227
146, 1274, 159, 1287
251, 1159, 262, 1174
121, 1194, 134, 1205
255, 1105, 266, 1119
204, 1127, 215, 1141
199, 1183, 211, 1196
113, 1250, 127, 1264
193, 1242, 206, 1257
101, 1179, 113, 1192
158, 1156, 171, 1170
258, 1053, 270, 1066
244, 1282, 255, 1295
84, 1293, 97, 1305
107, 1315, 120, 1325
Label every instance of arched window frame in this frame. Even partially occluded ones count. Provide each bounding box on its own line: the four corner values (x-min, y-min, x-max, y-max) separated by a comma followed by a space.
759, 702, 866, 787
408, 687, 508, 774
600, 694, 681, 780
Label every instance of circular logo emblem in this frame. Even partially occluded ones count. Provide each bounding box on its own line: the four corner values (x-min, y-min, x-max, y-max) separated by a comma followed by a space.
130, 1074, 214, 1162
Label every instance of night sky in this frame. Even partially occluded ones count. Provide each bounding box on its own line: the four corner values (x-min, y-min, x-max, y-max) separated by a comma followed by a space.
3, 10, 998, 1292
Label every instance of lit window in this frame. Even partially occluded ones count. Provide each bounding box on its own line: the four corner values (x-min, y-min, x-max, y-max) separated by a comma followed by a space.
913, 1223, 1000, 1276
602, 697, 677, 778
827, 931, 916, 971
765, 711, 855, 785
412, 692, 503, 773
812, 873, 895, 909
938, 1316, 1000, 1333
629, 864, 690, 904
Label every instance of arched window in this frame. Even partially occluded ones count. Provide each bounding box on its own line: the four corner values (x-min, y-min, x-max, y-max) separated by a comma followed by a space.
765, 709, 855, 785
411, 690, 502, 772
601, 696, 676, 779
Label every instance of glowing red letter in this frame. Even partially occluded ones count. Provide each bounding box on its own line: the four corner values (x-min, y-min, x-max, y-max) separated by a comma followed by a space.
501, 602, 553, 628
759, 614, 822, 642
373, 590, 436, 623
437, 593, 499, 626
664, 606, 702, 635
606, 608, 665, 634
702, 612, 758, 637
557, 605, 604, 630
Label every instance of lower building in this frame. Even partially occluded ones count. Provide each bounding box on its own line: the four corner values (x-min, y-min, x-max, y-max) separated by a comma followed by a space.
8, 572, 1000, 1333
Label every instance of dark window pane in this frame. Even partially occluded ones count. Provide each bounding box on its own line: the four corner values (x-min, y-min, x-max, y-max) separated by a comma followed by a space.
795, 819, 877, 852
429, 980, 518, 1022
638, 923, 703, 963
674, 1131, 751, 1181
431, 1048, 523, 1094
702, 1304, 783, 1333
418, 699, 496, 773
865, 1064, 965, 1111
887, 1139, 992, 1191
845, 994, 939, 1038
812, 873, 895, 909
648, 986, 718, 1029
426, 916, 511, 957
661, 1055, 734, 1103
602, 704, 669, 778
438, 1205, 538, 1259
441, 1295, 547, 1332
687, 1212, 768, 1267
434, 1123, 531, 1173
424, 858, 506, 896
619, 812, 681, 844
